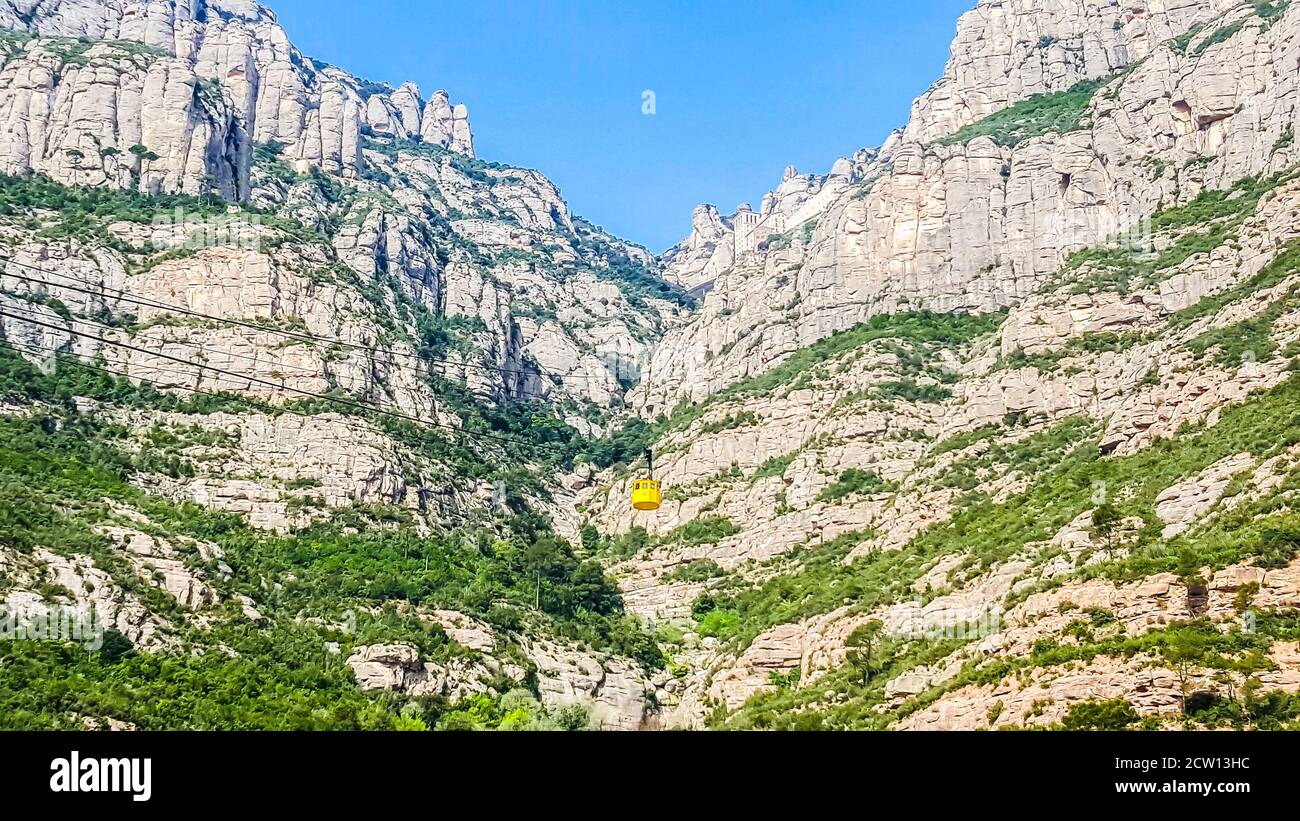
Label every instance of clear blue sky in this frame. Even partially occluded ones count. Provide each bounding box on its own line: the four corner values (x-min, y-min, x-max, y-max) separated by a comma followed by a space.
267, 0, 973, 251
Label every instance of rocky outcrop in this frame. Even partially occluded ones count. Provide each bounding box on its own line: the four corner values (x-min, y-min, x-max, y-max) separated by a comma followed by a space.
0, 546, 172, 649
419, 89, 474, 156
345, 643, 496, 703
98, 524, 222, 610
523, 638, 654, 730
635, 0, 1300, 414
425, 609, 496, 653
0, 0, 477, 197
1154, 452, 1256, 538
660, 204, 733, 293
903, 0, 1221, 144
345, 638, 656, 729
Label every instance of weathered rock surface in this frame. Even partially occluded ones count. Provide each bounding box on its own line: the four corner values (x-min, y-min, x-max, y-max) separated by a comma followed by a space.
0, 0, 476, 197
345, 643, 495, 703
635, 0, 1299, 415
345, 638, 655, 730
523, 638, 654, 730
0, 546, 172, 649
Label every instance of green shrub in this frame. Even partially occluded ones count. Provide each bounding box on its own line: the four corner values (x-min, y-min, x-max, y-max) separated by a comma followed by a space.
696, 608, 739, 638
817, 468, 896, 503
662, 516, 741, 546
873, 379, 952, 404
1191, 20, 1246, 56
661, 559, 725, 583
1060, 698, 1140, 730
934, 78, 1106, 148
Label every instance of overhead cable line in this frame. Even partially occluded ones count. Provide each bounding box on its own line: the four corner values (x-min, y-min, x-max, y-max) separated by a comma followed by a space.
0, 308, 565, 452
0, 336, 500, 451
0, 255, 542, 383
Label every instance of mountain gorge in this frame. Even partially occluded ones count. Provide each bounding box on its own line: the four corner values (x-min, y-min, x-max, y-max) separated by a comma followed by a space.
2, 0, 1300, 731
0, 0, 685, 731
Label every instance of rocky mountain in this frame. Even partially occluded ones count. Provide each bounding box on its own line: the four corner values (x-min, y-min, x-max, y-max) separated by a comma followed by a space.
638, 0, 1282, 413
0, 0, 690, 730
4, 0, 1300, 732
572, 0, 1300, 729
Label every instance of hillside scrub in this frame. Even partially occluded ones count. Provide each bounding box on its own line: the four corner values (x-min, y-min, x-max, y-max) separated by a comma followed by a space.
0, 337, 668, 728
582, 310, 1005, 470
691, 373, 1300, 657
933, 78, 1106, 148
1057, 167, 1300, 295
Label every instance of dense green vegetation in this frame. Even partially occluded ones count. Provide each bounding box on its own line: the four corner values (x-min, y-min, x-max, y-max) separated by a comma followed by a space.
1057, 167, 1300, 295
0, 340, 661, 729
0, 627, 423, 730
692, 372, 1300, 658
817, 468, 896, 503
659, 515, 741, 547
661, 558, 725, 583
871, 378, 952, 405
929, 424, 1000, 458
933, 78, 1106, 148
0, 632, 602, 731
1060, 698, 1142, 730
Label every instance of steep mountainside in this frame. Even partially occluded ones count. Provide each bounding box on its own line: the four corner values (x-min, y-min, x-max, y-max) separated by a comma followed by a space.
5, 0, 1300, 732
0, 0, 690, 730
575, 0, 1300, 729
638, 0, 1281, 412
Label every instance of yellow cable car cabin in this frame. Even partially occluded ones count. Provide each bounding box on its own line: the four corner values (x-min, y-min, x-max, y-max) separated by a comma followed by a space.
632, 479, 662, 511
631, 448, 662, 511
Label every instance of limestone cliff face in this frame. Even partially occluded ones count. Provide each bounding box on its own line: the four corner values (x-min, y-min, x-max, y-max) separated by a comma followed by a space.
634, 0, 1290, 415
0, 0, 474, 201
903, 0, 1223, 143
0, 0, 689, 729
568, 0, 1300, 729
0, 0, 684, 419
